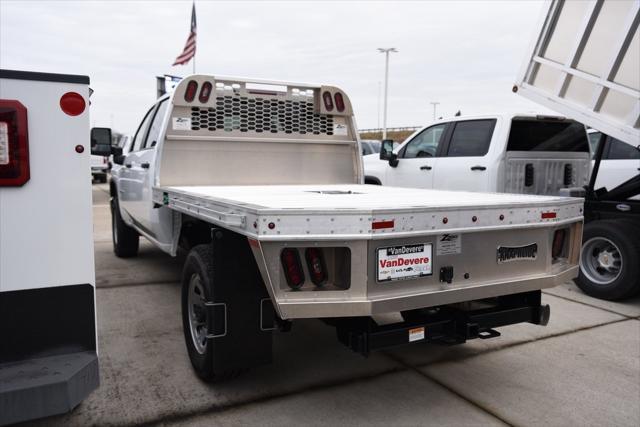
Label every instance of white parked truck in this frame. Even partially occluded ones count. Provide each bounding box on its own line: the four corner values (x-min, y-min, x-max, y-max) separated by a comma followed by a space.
364, 112, 592, 196
0, 69, 102, 425
514, 0, 640, 300
109, 75, 583, 381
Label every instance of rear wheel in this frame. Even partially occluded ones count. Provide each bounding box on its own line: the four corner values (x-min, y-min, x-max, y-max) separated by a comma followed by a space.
575, 220, 640, 300
111, 195, 139, 258
181, 244, 243, 382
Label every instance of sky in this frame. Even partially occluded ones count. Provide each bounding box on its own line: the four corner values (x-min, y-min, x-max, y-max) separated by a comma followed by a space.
0, 0, 554, 135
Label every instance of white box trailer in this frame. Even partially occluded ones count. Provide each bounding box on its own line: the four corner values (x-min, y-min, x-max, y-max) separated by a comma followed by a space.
514, 0, 640, 300
109, 75, 583, 381
0, 70, 99, 426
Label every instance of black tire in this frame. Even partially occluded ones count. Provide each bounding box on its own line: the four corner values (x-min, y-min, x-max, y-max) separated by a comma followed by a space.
110, 195, 139, 258
575, 219, 640, 300
99, 174, 107, 183
181, 244, 242, 382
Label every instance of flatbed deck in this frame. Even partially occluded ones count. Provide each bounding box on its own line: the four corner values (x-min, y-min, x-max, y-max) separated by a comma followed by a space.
154, 184, 583, 241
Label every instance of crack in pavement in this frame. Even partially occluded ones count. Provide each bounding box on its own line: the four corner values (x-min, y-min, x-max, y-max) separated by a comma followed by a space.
382, 352, 513, 426
133, 366, 407, 427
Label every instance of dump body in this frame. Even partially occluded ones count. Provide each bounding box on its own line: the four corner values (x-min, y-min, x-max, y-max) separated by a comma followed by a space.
515, 0, 639, 146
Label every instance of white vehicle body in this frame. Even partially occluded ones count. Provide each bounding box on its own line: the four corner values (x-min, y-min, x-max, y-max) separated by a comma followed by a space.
0, 69, 98, 425
364, 112, 591, 195
90, 153, 108, 182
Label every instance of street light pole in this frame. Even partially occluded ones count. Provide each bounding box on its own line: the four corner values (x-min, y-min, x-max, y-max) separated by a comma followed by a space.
378, 48, 398, 140
430, 101, 440, 121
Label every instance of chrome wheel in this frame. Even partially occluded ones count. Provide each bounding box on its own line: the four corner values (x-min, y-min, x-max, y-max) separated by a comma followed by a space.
580, 237, 623, 285
188, 273, 208, 354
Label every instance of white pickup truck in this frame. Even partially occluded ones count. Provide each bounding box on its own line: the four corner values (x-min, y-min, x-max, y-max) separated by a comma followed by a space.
109, 75, 583, 381
364, 112, 591, 196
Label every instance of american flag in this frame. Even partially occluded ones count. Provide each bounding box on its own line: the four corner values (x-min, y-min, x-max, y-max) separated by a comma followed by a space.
173, 3, 197, 66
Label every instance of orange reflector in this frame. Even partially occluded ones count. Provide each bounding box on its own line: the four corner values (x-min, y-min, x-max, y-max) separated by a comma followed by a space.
372, 220, 394, 230
541, 212, 557, 219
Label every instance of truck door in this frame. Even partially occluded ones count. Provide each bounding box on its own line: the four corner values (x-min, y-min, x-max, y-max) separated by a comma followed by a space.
123, 98, 169, 234
385, 123, 448, 188
432, 119, 496, 192
595, 136, 640, 199
119, 105, 154, 221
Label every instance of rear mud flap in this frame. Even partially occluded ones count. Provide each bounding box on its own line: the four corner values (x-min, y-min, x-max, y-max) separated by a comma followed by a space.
208, 229, 273, 374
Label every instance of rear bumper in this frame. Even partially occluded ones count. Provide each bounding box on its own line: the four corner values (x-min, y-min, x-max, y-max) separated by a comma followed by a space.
336, 290, 550, 356
276, 265, 577, 319
0, 351, 99, 426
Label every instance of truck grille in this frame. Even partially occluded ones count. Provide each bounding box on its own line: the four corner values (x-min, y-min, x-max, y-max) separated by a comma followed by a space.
190, 96, 334, 135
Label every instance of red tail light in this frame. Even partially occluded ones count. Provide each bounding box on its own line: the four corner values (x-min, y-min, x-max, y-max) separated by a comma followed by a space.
59, 92, 86, 116
322, 91, 334, 111
199, 81, 212, 103
0, 99, 30, 187
184, 80, 198, 102
281, 248, 305, 289
334, 92, 345, 112
552, 229, 566, 258
305, 248, 327, 286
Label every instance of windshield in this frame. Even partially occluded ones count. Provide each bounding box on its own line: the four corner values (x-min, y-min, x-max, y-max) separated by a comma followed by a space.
507, 119, 589, 152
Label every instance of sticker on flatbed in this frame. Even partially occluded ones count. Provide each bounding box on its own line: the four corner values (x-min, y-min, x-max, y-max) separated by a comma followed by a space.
497, 243, 538, 264
409, 327, 425, 342
377, 243, 432, 282
333, 117, 348, 136
437, 233, 461, 255
172, 117, 191, 130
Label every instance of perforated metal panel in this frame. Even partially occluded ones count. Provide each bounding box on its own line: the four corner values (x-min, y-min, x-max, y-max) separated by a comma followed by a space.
190, 96, 334, 135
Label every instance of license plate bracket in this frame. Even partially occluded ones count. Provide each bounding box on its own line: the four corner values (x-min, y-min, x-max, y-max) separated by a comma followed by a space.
377, 243, 433, 283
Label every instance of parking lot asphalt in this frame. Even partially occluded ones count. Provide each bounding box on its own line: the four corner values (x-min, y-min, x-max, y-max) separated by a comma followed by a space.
31, 183, 640, 426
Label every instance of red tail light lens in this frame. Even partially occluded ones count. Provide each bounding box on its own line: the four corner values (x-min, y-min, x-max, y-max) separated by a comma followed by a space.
0, 99, 30, 187
184, 80, 198, 102
281, 248, 305, 289
334, 92, 345, 112
552, 229, 566, 258
199, 81, 212, 103
322, 91, 334, 111
59, 92, 86, 116
305, 248, 327, 286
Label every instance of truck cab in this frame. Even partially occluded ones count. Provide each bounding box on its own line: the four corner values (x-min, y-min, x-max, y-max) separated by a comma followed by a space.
364, 112, 591, 195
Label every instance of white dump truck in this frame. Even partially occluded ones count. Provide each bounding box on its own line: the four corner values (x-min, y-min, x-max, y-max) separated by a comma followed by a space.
109, 75, 583, 381
0, 69, 102, 425
514, 0, 640, 300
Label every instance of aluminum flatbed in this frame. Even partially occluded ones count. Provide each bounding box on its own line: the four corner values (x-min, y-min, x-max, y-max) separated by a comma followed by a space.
154, 184, 583, 241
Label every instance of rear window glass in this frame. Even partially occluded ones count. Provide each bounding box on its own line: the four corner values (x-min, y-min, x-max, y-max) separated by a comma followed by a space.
446, 119, 496, 157
507, 120, 589, 152
607, 138, 640, 160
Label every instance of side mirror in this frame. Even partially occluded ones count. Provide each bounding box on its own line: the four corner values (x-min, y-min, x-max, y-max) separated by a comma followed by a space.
379, 139, 395, 160
90, 127, 112, 157
379, 139, 399, 167
112, 146, 125, 165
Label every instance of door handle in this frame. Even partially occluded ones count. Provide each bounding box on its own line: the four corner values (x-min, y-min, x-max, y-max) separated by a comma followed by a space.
141, 162, 150, 169
420, 165, 432, 170
125, 163, 132, 168
471, 166, 486, 171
